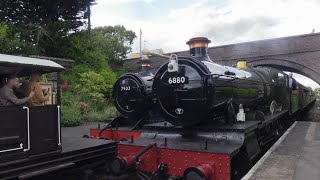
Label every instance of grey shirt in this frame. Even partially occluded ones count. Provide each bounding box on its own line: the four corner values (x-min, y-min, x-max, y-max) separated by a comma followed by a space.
289, 77, 293, 89
0, 85, 31, 106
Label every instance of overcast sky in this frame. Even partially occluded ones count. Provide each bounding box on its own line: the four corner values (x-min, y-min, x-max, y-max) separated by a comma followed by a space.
91, 0, 320, 89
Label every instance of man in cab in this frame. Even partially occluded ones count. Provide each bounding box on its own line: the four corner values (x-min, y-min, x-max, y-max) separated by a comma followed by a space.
26, 72, 50, 107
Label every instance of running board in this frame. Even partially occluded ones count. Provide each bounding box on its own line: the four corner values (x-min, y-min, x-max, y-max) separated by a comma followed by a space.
18, 162, 75, 179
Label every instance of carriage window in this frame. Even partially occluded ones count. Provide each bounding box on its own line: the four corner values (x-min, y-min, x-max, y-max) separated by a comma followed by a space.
278, 73, 284, 79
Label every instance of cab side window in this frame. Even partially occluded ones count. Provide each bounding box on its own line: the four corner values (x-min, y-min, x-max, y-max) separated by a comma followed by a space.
277, 73, 286, 85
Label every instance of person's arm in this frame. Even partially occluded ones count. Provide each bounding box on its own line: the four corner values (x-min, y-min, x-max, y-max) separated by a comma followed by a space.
34, 84, 50, 103
5, 89, 32, 105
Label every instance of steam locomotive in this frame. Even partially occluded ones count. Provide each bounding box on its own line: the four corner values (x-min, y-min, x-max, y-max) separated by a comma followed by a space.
92, 37, 315, 180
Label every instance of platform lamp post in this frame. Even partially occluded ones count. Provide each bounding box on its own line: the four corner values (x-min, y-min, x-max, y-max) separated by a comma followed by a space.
51, 73, 61, 106
56, 73, 61, 106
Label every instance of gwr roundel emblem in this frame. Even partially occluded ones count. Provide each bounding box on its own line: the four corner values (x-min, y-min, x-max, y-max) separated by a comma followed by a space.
175, 108, 184, 115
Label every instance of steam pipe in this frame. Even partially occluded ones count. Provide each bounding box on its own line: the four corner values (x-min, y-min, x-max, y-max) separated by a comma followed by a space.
109, 143, 156, 176
98, 124, 112, 138
135, 143, 155, 162
97, 117, 124, 137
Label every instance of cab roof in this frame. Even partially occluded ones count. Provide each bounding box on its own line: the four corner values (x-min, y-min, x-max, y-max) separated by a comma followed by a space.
0, 54, 65, 77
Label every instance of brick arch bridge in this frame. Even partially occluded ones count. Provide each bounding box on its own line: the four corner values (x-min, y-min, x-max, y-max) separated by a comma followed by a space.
124, 32, 320, 84
247, 58, 318, 83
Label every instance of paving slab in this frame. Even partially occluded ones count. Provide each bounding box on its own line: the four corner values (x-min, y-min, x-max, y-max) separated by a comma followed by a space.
61, 122, 101, 138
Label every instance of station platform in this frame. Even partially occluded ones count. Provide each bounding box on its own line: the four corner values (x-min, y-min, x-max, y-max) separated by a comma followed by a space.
243, 121, 320, 180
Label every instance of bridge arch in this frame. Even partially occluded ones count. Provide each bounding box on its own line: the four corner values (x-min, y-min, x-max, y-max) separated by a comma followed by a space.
248, 58, 320, 85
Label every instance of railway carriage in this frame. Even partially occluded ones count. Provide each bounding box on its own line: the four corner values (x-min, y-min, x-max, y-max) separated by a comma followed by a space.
0, 54, 117, 179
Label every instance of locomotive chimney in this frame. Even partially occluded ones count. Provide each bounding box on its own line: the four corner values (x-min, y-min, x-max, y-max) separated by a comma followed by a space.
138, 57, 153, 76
186, 37, 212, 61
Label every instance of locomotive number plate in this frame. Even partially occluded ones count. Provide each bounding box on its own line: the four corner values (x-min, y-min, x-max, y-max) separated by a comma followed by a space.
120, 86, 131, 91
167, 76, 188, 84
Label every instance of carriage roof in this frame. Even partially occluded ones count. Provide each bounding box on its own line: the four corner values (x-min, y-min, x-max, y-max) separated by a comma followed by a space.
0, 54, 65, 76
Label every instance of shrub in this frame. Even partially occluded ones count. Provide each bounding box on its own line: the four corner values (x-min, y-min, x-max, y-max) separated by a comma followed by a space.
73, 71, 106, 106
313, 116, 320, 122
84, 106, 120, 122
84, 111, 107, 122
61, 64, 92, 91
73, 70, 116, 110
64, 32, 109, 71
61, 105, 82, 127
61, 91, 81, 107
105, 106, 120, 119
100, 69, 117, 97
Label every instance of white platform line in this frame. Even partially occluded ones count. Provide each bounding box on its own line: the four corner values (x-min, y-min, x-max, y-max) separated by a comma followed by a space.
242, 121, 298, 180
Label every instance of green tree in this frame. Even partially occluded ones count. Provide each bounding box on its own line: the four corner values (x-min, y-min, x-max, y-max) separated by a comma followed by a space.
62, 26, 136, 70
0, 0, 94, 56
92, 25, 136, 63
0, 23, 23, 54
0, 23, 40, 54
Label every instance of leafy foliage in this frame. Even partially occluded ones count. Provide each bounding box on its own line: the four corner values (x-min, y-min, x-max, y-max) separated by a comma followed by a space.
0, 23, 22, 53
0, 0, 95, 56
313, 116, 320, 122
62, 25, 136, 70
73, 71, 116, 110
0, 0, 93, 29
0, 23, 39, 54
92, 25, 136, 63
84, 106, 120, 122
61, 105, 82, 127
99, 70, 117, 96
62, 32, 110, 70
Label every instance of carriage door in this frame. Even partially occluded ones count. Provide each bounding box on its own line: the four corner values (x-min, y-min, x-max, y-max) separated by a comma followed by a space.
29, 105, 60, 155
0, 106, 28, 161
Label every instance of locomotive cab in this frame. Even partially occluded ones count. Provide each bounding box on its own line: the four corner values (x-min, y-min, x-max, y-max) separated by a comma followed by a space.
0, 54, 64, 162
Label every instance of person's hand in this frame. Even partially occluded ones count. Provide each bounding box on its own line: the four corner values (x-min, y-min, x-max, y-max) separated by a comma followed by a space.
29, 91, 35, 98
43, 88, 49, 94
16, 82, 22, 88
